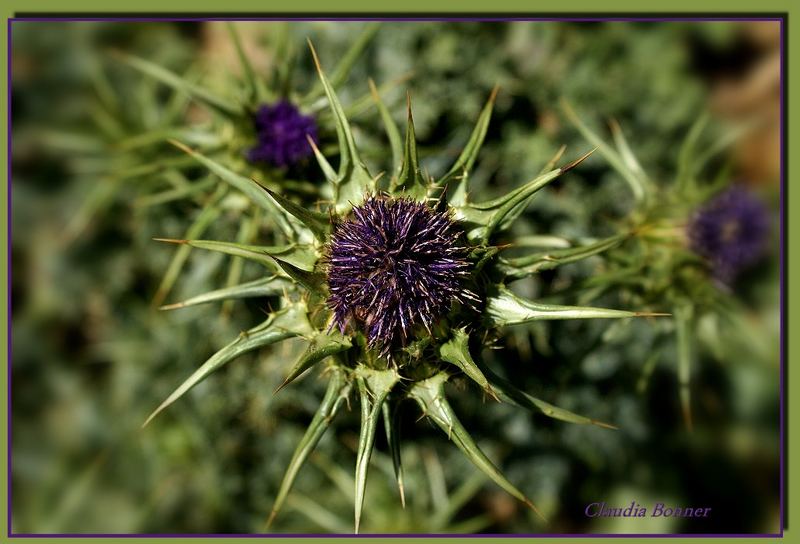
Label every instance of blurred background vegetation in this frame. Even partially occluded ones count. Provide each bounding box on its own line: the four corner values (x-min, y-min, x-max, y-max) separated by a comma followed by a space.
10, 20, 781, 534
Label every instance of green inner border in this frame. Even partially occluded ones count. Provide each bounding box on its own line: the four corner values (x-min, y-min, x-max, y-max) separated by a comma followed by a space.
2, 1, 794, 542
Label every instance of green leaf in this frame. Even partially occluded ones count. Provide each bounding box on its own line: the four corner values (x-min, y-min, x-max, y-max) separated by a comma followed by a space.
676, 113, 710, 194
306, 136, 338, 183
486, 285, 663, 327
561, 99, 646, 203
335, 71, 412, 120
285, 494, 351, 534
674, 303, 694, 431
499, 234, 628, 280
381, 401, 405, 508
260, 186, 331, 241
135, 74, 162, 129
430, 472, 488, 531
308, 41, 375, 214
353, 367, 400, 533
368, 79, 402, 180
151, 185, 227, 308
537, 144, 567, 175
636, 350, 661, 395
472, 245, 501, 274
609, 119, 650, 188
272, 259, 327, 296
134, 176, 217, 208
393, 93, 428, 199
159, 275, 294, 311
168, 140, 296, 238
692, 120, 756, 183
39, 130, 107, 153
110, 154, 209, 182
89, 64, 119, 113
408, 372, 544, 520
62, 178, 122, 244
276, 330, 352, 392
506, 235, 572, 250
458, 166, 557, 214
477, 360, 616, 429
89, 101, 125, 140
220, 208, 262, 318
457, 154, 588, 242
116, 126, 224, 152
446, 514, 494, 535
225, 22, 268, 106
119, 53, 242, 118
436, 86, 498, 197
438, 328, 495, 397
311, 451, 356, 503
302, 23, 380, 104
268, 368, 352, 528
154, 239, 318, 272
143, 302, 313, 427
268, 23, 294, 97
160, 82, 193, 127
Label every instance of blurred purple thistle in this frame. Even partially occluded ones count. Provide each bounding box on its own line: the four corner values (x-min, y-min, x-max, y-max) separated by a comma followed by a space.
326, 196, 475, 357
247, 100, 318, 168
688, 186, 771, 283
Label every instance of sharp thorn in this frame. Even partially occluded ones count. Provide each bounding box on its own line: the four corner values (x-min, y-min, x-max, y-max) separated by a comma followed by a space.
266, 509, 277, 530
367, 78, 379, 100
307, 38, 322, 72
489, 84, 500, 103
305, 133, 320, 150
141, 410, 159, 429
524, 498, 548, 523
167, 138, 192, 154
592, 419, 619, 431
553, 144, 567, 163
560, 147, 598, 173
273, 379, 291, 395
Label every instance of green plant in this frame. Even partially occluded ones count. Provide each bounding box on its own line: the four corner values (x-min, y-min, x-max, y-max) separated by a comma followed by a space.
562, 104, 777, 430
144, 42, 665, 533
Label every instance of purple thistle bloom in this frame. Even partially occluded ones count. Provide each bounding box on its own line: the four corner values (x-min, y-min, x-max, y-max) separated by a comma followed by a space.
326, 196, 475, 357
688, 186, 771, 283
247, 100, 318, 168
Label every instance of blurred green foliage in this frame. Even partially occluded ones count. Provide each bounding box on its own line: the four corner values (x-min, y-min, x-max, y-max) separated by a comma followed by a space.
11, 20, 780, 534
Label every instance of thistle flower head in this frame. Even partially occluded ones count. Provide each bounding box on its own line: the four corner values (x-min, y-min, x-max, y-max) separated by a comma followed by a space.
247, 100, 318, 167
326, 196, 474, 356
151, 44, 659, 533
688, 186, 770, 283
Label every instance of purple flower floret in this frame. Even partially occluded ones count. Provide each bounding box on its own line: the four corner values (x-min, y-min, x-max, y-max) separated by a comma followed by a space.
326, 196, 475, 356
688, 186, 771, 283
247, 100, 318, 168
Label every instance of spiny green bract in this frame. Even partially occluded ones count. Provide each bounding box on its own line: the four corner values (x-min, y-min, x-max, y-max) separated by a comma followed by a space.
146, 42, 664, 533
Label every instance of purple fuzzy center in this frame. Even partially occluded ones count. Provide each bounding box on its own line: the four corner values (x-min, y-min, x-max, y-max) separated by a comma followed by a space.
326, 197, 474, 356
688, 186, 771, 283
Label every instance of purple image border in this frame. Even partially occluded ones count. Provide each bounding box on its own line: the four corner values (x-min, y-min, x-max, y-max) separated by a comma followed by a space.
6, 13, 787, 539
